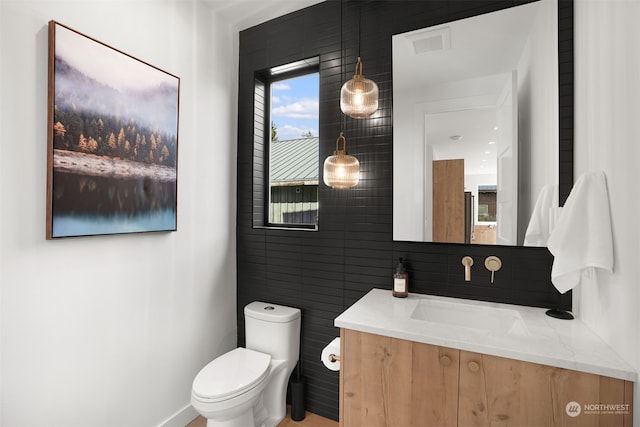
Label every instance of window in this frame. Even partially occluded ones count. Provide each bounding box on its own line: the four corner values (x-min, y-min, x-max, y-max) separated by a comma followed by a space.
477, 185, 497, 222
253, 58, 320, 229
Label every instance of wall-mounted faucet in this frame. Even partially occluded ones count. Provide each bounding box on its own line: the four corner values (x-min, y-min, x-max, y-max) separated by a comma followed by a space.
461, 256, 473, 281
484, 256, 502, 283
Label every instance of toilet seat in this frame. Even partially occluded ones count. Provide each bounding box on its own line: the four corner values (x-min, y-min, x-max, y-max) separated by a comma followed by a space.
192, 347, 271, 403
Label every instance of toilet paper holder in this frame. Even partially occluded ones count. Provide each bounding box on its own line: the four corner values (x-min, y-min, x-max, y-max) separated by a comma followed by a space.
321, 337, 341, 371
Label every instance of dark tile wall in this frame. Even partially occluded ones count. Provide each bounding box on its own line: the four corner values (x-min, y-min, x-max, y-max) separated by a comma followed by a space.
237, 0, 573, 421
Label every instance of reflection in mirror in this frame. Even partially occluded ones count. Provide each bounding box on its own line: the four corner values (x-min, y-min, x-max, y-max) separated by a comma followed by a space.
393, 0, 558, 246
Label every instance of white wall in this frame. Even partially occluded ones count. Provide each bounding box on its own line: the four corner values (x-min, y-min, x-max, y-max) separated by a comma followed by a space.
573, 0, 640, 423
516, 0, 559, 241
0, 1, 238, 426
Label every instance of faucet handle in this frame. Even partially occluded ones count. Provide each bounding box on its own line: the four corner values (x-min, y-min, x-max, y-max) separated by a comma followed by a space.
461, 256, 473, 281
484, 256, 502, 284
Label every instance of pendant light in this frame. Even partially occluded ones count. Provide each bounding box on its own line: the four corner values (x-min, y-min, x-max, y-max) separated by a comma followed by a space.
340, 57, 378, 118
323, 132, 360, 189
324, 0, 360, 189
340, 3, 378, 118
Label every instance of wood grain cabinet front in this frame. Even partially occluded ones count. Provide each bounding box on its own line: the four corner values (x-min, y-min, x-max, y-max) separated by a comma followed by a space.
339, 329, 634, 427
340, 328, 459, 427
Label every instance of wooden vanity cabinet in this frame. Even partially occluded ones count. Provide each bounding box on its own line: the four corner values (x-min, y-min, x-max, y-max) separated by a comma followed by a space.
340, 329, 634, 427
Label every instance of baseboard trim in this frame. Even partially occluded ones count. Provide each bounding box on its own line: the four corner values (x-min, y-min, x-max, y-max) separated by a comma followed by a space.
158, 404, 198, 427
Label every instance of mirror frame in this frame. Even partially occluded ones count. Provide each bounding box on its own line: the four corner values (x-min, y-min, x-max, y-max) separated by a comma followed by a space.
557, 0, 574, 206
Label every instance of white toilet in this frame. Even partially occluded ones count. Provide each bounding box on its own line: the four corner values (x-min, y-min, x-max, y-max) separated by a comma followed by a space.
191, 301, 301, 427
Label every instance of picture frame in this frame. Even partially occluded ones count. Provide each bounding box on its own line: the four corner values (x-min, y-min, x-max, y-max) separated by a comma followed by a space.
46, 21, 180, 239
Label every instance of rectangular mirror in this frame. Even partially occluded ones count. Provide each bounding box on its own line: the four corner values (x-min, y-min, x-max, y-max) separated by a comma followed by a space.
393, 0, 558, 246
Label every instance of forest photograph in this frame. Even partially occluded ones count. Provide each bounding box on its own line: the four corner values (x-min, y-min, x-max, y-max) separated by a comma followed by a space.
46, 21, 180, 239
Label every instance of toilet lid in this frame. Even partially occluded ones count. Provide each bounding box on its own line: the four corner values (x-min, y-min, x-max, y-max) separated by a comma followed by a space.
192, 347, 271, 402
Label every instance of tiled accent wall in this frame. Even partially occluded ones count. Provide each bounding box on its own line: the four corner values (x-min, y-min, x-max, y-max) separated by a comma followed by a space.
237, 0, 573, 421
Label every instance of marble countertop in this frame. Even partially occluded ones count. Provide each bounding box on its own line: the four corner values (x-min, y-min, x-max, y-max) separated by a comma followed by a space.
334, 289, 637, 382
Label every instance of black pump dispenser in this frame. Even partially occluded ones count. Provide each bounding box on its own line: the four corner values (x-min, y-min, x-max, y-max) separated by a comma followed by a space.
392, 258, 409, 297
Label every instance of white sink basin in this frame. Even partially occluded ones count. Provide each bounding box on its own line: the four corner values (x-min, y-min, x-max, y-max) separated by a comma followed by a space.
410, 298, 529, 335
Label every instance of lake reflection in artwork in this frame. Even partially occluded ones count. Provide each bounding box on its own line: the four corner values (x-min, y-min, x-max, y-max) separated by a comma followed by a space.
51, 172, 176, 237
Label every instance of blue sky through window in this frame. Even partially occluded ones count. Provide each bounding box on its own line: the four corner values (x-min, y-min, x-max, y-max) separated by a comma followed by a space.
271, 73, 319, 140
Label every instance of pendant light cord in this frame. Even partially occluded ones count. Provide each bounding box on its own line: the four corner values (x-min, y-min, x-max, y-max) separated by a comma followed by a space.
358, 2, 362, 59
340, 0, 346, 134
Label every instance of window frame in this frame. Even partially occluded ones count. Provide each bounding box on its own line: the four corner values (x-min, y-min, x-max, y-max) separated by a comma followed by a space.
252, 57, 320, 231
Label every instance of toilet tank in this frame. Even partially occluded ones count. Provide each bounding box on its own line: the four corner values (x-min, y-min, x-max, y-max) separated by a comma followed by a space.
244, 302, 301, 362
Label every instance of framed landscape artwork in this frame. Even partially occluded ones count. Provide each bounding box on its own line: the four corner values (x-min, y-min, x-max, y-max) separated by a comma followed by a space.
46, 21, 180, 239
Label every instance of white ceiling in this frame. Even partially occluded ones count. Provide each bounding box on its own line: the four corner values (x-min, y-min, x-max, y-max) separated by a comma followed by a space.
203, 0, 325, 31
393, 2, 539, 93
428, 107, 499, 176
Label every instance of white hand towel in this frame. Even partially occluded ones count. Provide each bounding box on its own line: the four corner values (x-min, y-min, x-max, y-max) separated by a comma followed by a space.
547, 172, 613, 294
524, 185, 559, 247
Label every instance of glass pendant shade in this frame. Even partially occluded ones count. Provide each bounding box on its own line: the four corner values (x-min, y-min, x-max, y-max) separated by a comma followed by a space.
340, 57, 379, 118
323, 132, 360, 189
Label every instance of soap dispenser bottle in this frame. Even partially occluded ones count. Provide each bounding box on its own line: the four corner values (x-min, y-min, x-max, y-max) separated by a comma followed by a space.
393, 258, 409, 298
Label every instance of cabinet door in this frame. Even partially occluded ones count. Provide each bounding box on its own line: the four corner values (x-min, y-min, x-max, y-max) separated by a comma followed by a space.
340, 329, 459, 427
458, 350, 633, 427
